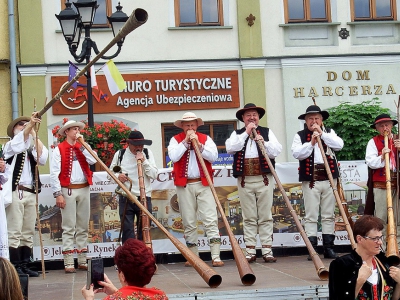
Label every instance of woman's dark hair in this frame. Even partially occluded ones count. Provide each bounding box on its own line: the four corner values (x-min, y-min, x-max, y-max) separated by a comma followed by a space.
114, 238, 156, 287
353, 215, 384, 241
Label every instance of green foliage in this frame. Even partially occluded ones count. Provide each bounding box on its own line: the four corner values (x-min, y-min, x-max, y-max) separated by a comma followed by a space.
323, 99, 395, 161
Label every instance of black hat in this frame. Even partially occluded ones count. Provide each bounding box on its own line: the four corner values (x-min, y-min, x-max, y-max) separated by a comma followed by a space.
236, 103, 266, 122
370, 113, 398, 129
126, 130, 152, 146
298, 105, 329, 120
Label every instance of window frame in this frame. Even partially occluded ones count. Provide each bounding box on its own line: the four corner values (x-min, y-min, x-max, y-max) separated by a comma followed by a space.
161, 120, 236, 167
350, 0, 397, 21
174, 0, 224, 27
284, 0, 331, 23
61, 0, 112, 28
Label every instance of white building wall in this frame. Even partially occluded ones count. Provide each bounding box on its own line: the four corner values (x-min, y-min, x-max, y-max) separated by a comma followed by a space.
32, 0, 400, 165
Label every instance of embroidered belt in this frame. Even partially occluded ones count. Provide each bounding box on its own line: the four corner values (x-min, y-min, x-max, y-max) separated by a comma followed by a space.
243, 158, 261, 176
62, 182, 89, 189
313, 164, 329, 181
18, 185, 35, 194
186, 178, 201, 184
373, 181, 396, 189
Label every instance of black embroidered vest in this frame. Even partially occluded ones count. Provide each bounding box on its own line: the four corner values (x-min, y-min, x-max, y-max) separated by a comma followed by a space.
6, 151, 42, 192
297, 128, 339, 182
232, 126, 275, 178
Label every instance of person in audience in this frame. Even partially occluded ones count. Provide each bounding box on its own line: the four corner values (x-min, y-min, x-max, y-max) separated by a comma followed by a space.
0, 256, 25, 300
329, 215, 400, 299
81, 238, 168, 300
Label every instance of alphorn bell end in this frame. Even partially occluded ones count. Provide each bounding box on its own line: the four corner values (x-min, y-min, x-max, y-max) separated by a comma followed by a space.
387, 255, 400, 266
317, 268, 329, 281
241, 273, 256, 286
119, 8, 148, 38
208, 274, 222, 288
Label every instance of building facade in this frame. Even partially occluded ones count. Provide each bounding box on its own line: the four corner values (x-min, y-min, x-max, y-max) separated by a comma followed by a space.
10, 0, 400, 169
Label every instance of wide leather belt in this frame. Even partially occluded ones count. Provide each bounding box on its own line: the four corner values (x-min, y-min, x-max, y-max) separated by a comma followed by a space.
18, 185, 35, 194
313, 164, 329, 181
373, 181, 396, 189
63, 182, 89, 189
243, 158, 261, 176
186, 178, 201, 184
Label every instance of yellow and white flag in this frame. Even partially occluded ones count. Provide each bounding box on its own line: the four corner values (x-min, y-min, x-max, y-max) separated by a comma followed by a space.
90, 64, 98, 89
102, 60, 126, 95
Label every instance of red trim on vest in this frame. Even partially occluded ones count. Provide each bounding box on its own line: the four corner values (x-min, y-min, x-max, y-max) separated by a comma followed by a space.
58, 141, 93, 186
172, 132, 213, 187
372, 135, 395, 182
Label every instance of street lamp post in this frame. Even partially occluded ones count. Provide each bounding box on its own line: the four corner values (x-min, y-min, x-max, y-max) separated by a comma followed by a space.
56, 0, 128, 128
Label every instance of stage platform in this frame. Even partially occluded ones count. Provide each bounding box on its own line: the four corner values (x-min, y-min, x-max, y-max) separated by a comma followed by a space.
28, 251, 336, 300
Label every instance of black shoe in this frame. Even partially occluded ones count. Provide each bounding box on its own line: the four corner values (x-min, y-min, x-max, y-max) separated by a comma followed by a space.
323, 247, 338, 259
307, 236, 318, 261
15, 265, 26, 276
21, 263, 39, 277
322, 234, 338, 259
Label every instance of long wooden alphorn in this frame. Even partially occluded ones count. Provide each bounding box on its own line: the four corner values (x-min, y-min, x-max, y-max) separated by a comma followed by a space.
136, 155, 152, 249
36, 8, 148, 118
190, 138, 256, 286
315, 136, 357, 249
78, 137, 222, 288
252, 129, 329, 280
337, 177, 355, 229
383, 132, 400, 266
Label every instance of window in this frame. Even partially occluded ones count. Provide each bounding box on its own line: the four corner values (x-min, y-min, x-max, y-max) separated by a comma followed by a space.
351, 0, 396, 21
162, 121, 236, 167
61, 0, 112, 27
175, 0, 224, 27
284, 0, 331, 23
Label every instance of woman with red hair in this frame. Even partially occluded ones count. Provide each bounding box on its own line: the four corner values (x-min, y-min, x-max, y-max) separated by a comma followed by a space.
82, 239, 167, 300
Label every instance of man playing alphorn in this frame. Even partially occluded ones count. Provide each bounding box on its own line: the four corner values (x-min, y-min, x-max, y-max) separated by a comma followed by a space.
291, 105, 343, 260
4, 113, 48, 276
108, 130, 157, 244
226, 103, 282, 263
168, 112, 224, 267
365, 113, 400, 249
50, 120, 97, 273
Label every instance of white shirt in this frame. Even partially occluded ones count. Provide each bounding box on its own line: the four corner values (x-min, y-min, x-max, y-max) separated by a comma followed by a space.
50, 143, 97, 193
291, 129, 343, 163
168, 134, 218, 179
365, 137, 392, 170
3, 130, 48, 185
108, 147, 158, 197
225, 127, 282, 159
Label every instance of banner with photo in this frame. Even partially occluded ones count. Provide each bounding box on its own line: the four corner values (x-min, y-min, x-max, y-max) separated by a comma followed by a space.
33, 161, 367, 261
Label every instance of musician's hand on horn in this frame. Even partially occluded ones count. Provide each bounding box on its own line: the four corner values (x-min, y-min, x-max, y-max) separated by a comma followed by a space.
185, 129, 195, 142
381, 147, 391, 161
135, 151, 145, 161
311, 131, 321, 146
189, 132, 199, 143
118, 173, 128, 183
245, 122, 256, 135
254, 134, 264, 144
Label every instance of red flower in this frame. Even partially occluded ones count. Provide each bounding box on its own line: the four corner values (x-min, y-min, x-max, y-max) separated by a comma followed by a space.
384, 285, 390, 292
